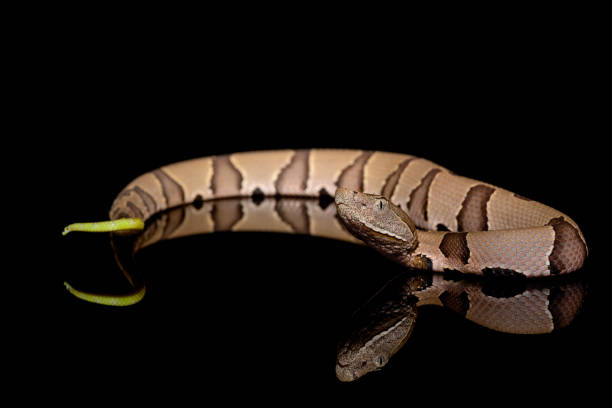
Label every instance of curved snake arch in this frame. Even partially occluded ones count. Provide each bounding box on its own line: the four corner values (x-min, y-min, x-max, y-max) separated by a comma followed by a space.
66, 149, 586, 278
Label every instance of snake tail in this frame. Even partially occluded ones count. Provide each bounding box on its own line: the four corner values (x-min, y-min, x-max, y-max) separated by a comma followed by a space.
62, 218, 144, 236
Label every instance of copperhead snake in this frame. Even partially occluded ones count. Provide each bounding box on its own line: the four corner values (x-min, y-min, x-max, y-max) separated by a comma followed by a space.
72, 149, 586, 278
62, 149, 589, 381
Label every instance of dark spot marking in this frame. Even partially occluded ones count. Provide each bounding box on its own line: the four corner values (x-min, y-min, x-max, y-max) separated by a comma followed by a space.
192, 194, 204, 210
442, 269, 464, 281
547, 216, 587, 274
457, 184, 495, 231
439, 232, 470, 264
319, 188, 334, 209
407, 168, 442, 222
439, 290, 469, 317
252, 187, 264, 205
412, 254, 433, 270
436, 223, 449, 231
481, 267, 526, 279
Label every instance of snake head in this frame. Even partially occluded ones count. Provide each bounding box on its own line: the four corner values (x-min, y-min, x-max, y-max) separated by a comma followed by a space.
336, 307, 417, 382
335, 272, 423, 382
335, 188, 418, 259
336, 347, 391, 382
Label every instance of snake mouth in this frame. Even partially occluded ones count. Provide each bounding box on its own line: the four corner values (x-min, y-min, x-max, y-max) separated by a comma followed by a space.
357, 219, 410, 242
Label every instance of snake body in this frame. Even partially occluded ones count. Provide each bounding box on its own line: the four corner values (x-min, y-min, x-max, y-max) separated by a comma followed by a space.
110, 149, 587, 277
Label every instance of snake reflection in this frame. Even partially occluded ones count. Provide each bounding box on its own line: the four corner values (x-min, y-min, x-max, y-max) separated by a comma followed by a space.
65, 197, 588, 381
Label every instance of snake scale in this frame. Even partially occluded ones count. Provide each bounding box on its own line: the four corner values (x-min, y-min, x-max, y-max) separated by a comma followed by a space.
106, 149, 587, 278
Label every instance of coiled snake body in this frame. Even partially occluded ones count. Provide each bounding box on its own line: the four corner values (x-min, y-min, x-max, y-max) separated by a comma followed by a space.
108, 149, 587, 277
63, 150, 589, 381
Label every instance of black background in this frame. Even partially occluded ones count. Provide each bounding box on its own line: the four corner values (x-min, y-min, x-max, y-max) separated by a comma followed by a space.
24, 10, 608, 405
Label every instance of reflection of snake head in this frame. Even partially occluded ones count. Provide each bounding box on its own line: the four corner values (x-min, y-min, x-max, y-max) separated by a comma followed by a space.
335, 273, 424, 382
336, 345, 390, 382
335, 188, 418, 259
335, 294, 418, 382
335, 311, 417, 382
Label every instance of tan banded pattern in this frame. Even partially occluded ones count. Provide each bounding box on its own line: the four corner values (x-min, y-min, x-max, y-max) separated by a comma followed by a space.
337, 151, 374, 191
231, 150, 294, 196
110, 149, 587, 277
363, 152, 415, 196
161, 157, 213, 204
275, 150, 310, 195
306, 149, 365, 196
211, 155, 242, 198
134, 197, 359, 252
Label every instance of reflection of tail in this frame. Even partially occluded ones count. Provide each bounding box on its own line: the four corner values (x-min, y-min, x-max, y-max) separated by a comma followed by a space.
63, 197, 359, 306
64, 233, 145, 306
63, 281, 145, 307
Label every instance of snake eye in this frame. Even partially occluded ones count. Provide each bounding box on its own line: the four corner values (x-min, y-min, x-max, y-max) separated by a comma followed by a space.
374, 354, 386, 367
378, 200, 384, 210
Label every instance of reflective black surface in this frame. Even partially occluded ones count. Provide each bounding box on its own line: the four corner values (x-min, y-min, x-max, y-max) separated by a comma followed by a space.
40, 46, 605, 402
56, 225, 604, 399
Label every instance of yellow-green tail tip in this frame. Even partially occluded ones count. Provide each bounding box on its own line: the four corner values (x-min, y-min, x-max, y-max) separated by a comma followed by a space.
64, 281, 146, 306
62, 218, 144, 235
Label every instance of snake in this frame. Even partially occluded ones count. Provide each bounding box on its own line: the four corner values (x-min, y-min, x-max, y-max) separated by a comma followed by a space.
64, 194, 588, 381
63, 149, 589, 381
65, 149, 587, 278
